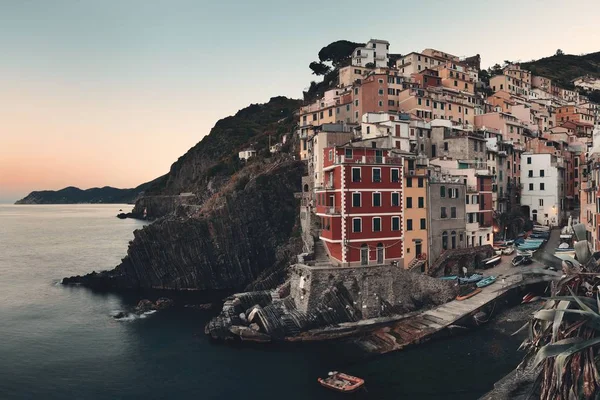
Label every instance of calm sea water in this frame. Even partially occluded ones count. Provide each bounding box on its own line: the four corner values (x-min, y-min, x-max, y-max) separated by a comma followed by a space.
0, 204, 525, 399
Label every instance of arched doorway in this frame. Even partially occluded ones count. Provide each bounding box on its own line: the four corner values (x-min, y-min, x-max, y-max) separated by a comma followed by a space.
376, 243, 384, 264
532, 209, 538, 222
360, 244, 368, 266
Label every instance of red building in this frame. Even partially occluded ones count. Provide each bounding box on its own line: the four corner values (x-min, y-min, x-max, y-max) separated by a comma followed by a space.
315, 146, 404, 267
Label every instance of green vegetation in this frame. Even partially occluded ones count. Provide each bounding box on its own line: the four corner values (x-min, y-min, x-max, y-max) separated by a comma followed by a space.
521, 51, 600, 89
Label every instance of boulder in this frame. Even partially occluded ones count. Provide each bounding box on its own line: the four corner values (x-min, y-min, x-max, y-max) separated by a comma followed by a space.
136, 299, 155, 313
154, 297, 175, 310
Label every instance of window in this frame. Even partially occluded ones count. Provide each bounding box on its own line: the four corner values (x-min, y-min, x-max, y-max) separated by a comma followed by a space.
466, 195, 470, 204
345, 148, 353, 159
373, 217, 381, 232
406, 197, 413, 208
392, 192, 399, 207
540, 183, 545, 190
328, 109, 333, 117
418, 197, 424, 208
352, 168, 361, 182
451, 207, 456, 218
373, 192, 381, 207
529, 183, 534, 190
406, 176, 412, 187
320, 111, 323, 119
539, 199, 544, 206
527, 157, 532, 164
418, 177, 424, 187
366, 126, 370, 134
407, 219, 413, 231
420, 218, 426, 229
540, 170, 545, 177
328, 150, 333, 161
391, 169, 400, 183
426, 99, 430, 106
372, 168, 381, 183
418, 98, 422, 106
392, 216, 400, 231
440, 186, 446, 197
441, 207, 447, 218
353, 218, 362, 233
442, 231, 448, 250
313, 113, 317, 121
378, 89, 384, 95
528, 170, 533, 177
444, 142, 449, 151
352, 193, 361, 207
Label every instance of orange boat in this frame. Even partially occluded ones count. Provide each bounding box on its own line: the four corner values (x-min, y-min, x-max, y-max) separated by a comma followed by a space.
456, 288, 482, 301
318, 372, 365, 393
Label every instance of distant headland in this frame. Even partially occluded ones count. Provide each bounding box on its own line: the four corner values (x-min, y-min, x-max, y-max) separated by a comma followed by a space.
15, 184, 149, 205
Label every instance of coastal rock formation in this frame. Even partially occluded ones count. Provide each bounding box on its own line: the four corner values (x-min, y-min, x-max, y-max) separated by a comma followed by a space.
63, 158, 305, 292
206, 265, 458, 341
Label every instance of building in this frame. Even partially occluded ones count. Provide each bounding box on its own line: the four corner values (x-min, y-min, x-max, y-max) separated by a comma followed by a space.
520, 153, 565, 227
574, 76, 600, 92
238, 149, 256, 161
316, 146, 404, 267
403, 156, 429, 270
428, 173, 467, 263
429, 120, 488, 162
361, 112, 411, 151
351, 39, 390, 68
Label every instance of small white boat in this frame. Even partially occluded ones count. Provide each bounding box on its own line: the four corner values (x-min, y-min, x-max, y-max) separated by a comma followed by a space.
502, 246, 515, 255
517, 249, 534, 257
481, 255, 502, 268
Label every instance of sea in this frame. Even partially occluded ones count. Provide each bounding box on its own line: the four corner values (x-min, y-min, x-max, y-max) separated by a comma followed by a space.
0, 204, 526, 399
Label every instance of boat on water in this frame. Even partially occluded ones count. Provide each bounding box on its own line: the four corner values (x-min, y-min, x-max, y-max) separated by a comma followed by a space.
481, 255, 501, 268
318, 372, 365, 393
439, 275, 458, 281
502, 246, 515, 255
459, 274, 484, 284
456, 287, 482, 301
512, 255, 533, 266
476, 276, 496, 288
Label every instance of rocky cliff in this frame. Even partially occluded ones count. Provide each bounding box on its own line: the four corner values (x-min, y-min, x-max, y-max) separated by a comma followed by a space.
64, 157, 305, 292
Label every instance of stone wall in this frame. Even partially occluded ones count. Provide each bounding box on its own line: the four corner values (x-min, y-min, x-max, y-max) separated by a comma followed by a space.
289, 263, 456, 319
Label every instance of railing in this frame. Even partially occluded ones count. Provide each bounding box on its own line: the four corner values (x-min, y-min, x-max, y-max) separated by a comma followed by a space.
326, 207, 341, 215
333, 155, 404, 165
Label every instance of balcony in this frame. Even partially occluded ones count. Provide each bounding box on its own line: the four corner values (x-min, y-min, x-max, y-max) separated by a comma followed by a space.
325, 207, 341, 215
314, 182, 335, 191
332, 155, 403, 166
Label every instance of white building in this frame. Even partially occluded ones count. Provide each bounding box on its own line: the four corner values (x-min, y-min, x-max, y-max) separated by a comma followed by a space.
360, 112, 411, 151
520, 153, 565, 227
574, 76, 600, 92
238, 149, 257, 161
351, 39, 390, 68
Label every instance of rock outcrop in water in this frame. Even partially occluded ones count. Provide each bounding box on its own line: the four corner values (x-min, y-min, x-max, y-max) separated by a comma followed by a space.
63, 157, 305, 292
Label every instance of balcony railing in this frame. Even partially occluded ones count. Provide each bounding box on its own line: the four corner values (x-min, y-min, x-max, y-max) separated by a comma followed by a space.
326, 207, 341, 215
333, 155, 403, 165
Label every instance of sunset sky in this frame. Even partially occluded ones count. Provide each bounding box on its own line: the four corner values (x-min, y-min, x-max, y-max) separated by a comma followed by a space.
1, 0, 599, 203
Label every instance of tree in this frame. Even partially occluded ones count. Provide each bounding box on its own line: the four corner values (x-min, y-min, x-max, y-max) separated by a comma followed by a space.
490, 63, 503, 76
365, 62, 375, 69
309, 61, 330, 76
317, 40, 365, 66
555, 48, 564, 56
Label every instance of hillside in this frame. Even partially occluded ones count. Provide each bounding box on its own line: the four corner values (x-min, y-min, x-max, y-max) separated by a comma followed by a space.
521, 50, 600, 88
14, 181, 158, 204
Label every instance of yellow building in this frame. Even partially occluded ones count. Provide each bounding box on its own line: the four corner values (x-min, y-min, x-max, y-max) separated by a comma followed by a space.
402, 157, 429, 271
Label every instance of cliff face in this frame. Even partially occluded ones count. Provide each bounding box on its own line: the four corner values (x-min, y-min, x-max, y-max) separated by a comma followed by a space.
138, 96, 301, 220
64, 158, 305, 292
15, 181, 158, 205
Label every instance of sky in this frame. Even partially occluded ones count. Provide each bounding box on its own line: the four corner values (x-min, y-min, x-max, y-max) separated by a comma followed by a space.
1, 0, 599, 203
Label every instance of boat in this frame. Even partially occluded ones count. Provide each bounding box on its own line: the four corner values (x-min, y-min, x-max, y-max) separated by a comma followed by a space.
476, 276, 496, 288
533, 225, 550, 232
318, 372, 365, 393
555, 247, 575, 252
439, 275, 458, 281
456, 287, 482, 301
512, 255, 533, 266
481, 255, 502, 268
502, 246, 515, 255
522, 293, 542, 303
458, 274, 484, 284
493, 247, 503, 256
517, 249, 534, 257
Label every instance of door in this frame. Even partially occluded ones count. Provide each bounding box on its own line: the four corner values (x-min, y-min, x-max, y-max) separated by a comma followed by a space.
376, 243, 384, 264
532, 210, 538, 222
375, 149, 383, 163
416, 242, 422, 258
431, 144, 437, 158
361, 245, 368, 266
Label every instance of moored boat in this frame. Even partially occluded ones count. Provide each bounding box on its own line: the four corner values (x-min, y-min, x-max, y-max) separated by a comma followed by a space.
439, 275, 458, 281
318, 372, 365, 393
481, 255, 501, 268
456, 287, 482, 301
476, 276, 496, 288
502, 246, 515, 255
458, 274, 484, 284
512, 255, 533, 266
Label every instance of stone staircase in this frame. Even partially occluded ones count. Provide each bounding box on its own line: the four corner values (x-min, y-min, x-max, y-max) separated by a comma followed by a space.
313, 241, 332, 266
